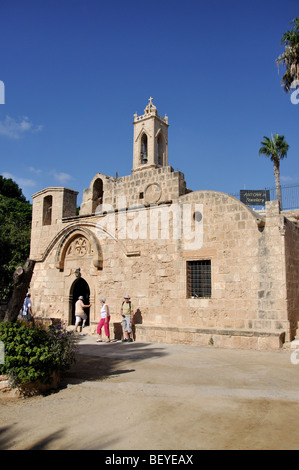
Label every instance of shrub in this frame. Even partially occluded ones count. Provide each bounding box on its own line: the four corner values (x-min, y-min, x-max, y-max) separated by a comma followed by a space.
0, 321, 76, 387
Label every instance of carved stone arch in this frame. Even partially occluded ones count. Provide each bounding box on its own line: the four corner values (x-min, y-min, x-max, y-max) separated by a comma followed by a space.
155, 127, 168, 144
135, 127, 152, 142
55, 226, 103, 270
155, 127, 162, 139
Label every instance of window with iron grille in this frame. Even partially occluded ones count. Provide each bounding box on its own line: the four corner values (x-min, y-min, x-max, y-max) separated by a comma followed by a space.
187, 260, 211, 298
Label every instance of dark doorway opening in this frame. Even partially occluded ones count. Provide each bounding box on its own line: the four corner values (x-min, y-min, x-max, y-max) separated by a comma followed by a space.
71, 278, 90, 326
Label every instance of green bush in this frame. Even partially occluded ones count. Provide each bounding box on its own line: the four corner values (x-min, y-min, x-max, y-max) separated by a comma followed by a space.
0, 321, 76, 386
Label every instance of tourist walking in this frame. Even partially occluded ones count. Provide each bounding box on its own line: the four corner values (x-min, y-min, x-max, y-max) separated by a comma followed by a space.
74, 296, 91, 332
96, 296, 111, 342
121, 294, 133, 342
22, 293, 33, 321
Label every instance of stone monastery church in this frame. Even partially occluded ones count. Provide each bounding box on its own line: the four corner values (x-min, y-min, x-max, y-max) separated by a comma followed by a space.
29, 98, 299, 350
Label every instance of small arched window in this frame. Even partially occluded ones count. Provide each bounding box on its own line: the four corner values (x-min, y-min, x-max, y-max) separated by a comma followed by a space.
141, 134, 148, 164
92, 178, 103, 213
43, 195, 52, 226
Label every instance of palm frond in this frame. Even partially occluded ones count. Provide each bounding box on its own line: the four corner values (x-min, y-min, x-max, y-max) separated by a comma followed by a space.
277, 17, 299, 92
258, 134, 289, 161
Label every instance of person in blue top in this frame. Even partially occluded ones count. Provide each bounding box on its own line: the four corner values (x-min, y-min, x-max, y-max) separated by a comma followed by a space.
22, 293, 33, 321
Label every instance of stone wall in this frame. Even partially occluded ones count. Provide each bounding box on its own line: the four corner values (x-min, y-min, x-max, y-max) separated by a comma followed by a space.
79, 166, 188, 216
28, 174, 298, 349
30, 187, 78, 261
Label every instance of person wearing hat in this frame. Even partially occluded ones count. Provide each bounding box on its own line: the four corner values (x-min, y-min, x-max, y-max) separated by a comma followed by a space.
74, 295, 91, 332
96, 296, 111, 343
121, 295, 133, 342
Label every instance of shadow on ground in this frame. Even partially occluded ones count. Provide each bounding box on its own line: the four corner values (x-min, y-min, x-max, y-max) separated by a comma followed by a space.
0, 338, 169, 450
0, 425, 67, 450
60, 337, 167, 386
61, 354, 126, 383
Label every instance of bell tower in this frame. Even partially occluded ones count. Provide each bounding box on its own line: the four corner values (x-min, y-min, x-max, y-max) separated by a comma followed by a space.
132, 98, 169, 172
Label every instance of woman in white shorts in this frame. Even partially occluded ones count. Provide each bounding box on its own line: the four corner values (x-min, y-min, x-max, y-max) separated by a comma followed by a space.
74, 296, 91, 332
96, 296, 110, 343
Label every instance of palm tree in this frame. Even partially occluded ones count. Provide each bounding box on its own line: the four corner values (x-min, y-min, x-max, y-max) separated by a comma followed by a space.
258, 134, 289, 210
276, 18, 299, 92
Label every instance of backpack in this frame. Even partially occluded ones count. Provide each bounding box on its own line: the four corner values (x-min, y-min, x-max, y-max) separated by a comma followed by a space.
122, 301, 132, 312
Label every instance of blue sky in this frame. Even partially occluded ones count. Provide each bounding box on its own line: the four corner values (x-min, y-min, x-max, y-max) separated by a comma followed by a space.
0, 0, 298, 205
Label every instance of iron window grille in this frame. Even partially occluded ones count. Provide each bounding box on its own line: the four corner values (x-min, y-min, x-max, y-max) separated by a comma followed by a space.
187, 260, 211, 298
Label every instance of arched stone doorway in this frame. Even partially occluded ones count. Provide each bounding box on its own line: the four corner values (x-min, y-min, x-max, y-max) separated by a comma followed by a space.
70, 277, 90, 326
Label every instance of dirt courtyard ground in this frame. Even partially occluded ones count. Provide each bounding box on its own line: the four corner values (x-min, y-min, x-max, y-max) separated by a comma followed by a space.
1, 334, 299, 450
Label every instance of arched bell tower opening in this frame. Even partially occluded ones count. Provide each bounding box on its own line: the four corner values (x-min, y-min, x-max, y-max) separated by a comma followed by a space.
70, 277, 90, 326
157, 132, 165, 166
141, 133, 148, 164
92, 178, 104, 213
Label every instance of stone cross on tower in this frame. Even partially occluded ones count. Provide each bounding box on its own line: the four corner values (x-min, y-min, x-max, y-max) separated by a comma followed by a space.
132, 98, 169, 172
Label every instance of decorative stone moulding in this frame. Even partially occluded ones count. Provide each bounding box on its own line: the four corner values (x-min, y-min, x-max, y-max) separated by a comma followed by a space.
54, 226, 103, 270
